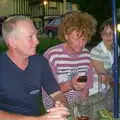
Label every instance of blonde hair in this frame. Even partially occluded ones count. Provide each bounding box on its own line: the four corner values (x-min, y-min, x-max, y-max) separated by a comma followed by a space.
2, 15, 31, 41
58, 11, 97, 42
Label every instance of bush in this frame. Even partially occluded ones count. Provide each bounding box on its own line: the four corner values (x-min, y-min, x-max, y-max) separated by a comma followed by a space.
0, 42, 7, 52
37, 37, 62, 54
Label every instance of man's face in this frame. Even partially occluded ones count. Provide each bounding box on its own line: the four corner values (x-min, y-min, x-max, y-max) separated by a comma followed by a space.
11, 20, 39, 57
101, 25, 113, 48
65, 30, 87, 54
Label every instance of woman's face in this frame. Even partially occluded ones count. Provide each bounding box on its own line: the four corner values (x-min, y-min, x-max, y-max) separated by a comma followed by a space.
65, 30, 87, 54
101, 25, 113, 49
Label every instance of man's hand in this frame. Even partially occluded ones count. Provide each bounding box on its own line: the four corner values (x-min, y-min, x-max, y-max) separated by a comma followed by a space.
50, 91, 67, 106
42, 101, 69, 120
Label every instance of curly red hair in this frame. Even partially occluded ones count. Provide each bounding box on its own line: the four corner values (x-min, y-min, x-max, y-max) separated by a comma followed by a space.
58, 11, 97, 43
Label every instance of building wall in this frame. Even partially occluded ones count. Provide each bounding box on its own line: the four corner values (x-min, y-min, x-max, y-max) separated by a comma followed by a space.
72, 4, 78, 11
0, 0, 78, 32
0, 0, 78, 17
0, 0, 13, 16
0, 0, 31, 17
30, 0, 78, 18
13, 0, 30, 15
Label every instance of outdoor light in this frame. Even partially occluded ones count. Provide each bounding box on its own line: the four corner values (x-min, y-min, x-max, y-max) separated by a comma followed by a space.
43, 0, 48, 6
41, 0, 48, 32
117, 23, 120, 32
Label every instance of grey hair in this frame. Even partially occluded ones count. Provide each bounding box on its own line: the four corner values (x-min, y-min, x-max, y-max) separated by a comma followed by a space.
2, 15, 31, 41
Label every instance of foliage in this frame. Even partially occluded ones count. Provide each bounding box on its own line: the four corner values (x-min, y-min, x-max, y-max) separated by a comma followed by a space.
74, 0, 113, 25
0, 42, 7, 52
37, 37, 62, 54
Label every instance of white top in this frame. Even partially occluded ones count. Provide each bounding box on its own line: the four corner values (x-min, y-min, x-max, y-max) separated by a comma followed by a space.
89, 41, 119, 95
91, 41, 114, 69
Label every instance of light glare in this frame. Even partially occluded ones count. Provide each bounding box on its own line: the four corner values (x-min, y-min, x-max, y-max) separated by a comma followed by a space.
43, 1, 48, 6
117, 24, 120, 32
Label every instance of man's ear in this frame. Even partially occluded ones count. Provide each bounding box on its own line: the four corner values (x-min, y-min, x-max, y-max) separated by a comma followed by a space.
7, 35, 16, 49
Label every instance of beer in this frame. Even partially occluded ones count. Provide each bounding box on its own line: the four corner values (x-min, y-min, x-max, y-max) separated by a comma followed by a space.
76, 116, 89, 120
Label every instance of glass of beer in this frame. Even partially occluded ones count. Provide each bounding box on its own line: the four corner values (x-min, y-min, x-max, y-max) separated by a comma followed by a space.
76, 116, 89, 120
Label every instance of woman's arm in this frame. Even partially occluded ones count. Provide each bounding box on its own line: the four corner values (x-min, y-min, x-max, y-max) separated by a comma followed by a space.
91, 59, 106, 74
59, 81, 73, 92
91, 59, 113, 84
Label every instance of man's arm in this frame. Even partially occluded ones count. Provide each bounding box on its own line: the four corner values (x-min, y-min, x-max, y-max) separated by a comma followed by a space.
50, 91, 68, 106
50, 80, 74, 106
0, 110, 38, 120
0, 103, 69, 120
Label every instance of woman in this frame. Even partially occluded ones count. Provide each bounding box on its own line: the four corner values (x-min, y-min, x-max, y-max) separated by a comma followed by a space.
42, 11, 97, 109
89, 20, 117, 95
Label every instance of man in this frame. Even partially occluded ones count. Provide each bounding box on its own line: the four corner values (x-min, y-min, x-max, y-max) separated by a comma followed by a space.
0, 16, 68, 120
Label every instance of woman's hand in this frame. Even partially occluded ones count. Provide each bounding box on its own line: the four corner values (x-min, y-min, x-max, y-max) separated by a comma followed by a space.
100, 73, 113, 85
71, 75, 86, 91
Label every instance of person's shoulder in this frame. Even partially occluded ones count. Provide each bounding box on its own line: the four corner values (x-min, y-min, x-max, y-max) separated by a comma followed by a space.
44, 44, 63, 54
0, 53, 2, 61
91, 42, 102, 53
83, 48, 89, 51
0, 52, 6, 58
82, 48, 90, 54
0, 52, 6, 66
0, 52, 2, 57
43, 43, 64, 58
90, 42, 104, 60
30, 54, 47, 64
81, 48, 91, 59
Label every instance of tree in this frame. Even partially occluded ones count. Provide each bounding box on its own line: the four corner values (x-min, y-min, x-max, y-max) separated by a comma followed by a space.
74, 0, 113, 24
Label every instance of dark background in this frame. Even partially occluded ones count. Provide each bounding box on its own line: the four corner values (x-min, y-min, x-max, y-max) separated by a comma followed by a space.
73, 0, 120, 46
